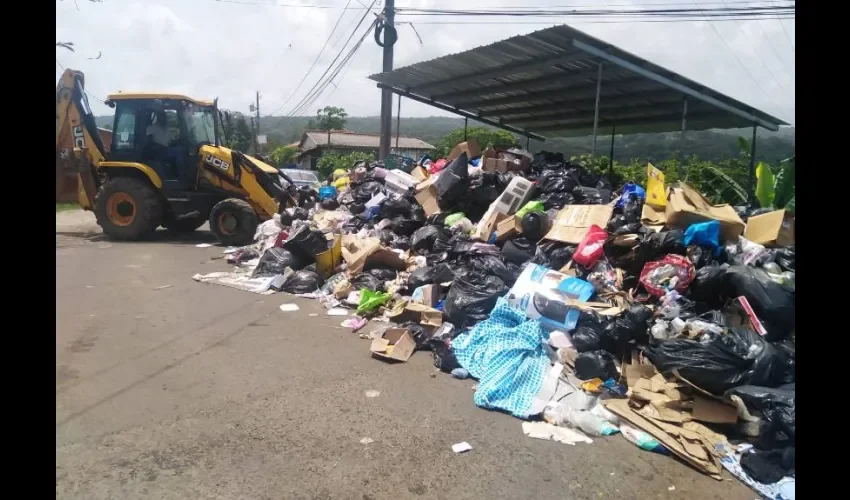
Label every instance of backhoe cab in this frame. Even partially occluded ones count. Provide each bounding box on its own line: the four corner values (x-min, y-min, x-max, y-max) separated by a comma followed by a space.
56, 69, 293, 245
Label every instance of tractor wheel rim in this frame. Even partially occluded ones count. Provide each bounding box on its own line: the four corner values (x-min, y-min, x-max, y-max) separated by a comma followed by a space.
106, 193, 136, 226
218, 212, 238, 235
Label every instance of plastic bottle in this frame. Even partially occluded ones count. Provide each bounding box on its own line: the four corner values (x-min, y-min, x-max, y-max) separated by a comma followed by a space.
619, 424, 669, 454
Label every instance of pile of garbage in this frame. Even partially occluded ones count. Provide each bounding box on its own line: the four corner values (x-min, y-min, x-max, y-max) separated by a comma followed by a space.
192, 139, 795, 499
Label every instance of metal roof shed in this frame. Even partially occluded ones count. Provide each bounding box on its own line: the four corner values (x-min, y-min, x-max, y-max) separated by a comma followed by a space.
369, 24, 788, 197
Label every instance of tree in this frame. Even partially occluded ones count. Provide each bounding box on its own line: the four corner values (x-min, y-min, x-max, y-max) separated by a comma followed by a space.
316, 151, 373, 180
433, 127, 517, 158
270, 145, 299, 167
222, 111, 252, 152
315, 106, 348, 131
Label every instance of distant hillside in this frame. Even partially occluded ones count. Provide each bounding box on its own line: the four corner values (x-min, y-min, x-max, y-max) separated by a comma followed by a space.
95, 115, 794, 165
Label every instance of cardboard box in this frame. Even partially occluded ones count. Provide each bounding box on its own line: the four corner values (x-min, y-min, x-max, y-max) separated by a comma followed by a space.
744, 209, 795, 247
414, 175, 441, 216
665, 182, 745, 242
494, 215, 523, 243
482, 157, 530, 174
388, 301, 443, 328
447, 139, 481, 162
370, 328, 416, 362
410, 165, 429, 182
544, 204, 615, 244
691, 395, 739, 424
412, 284, 440, 308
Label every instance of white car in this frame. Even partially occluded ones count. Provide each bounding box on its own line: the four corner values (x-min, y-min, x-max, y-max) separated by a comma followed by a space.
279, 168, 320, 190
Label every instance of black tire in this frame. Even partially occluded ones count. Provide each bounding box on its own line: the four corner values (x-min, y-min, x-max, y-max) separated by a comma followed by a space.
95, 177, 164, 240
209, 198, 259, 246
162, 216, 206, 233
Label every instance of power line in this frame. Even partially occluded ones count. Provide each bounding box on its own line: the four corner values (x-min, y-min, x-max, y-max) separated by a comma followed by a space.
284, 0, 378, 117
397, 15, 794, 25
769, 0, 795, 52
265, 0, 355, 116
690, 1, 792, 122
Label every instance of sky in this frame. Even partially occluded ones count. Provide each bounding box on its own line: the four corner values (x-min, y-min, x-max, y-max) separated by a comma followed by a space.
56, 0, 795, 125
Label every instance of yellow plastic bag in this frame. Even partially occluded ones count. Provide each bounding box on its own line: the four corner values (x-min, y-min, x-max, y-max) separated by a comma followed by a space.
645, 163, 666, 208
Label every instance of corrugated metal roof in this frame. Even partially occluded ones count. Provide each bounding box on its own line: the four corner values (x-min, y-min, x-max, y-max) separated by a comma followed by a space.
369, 24, 788, 139
300, 131, 434, 152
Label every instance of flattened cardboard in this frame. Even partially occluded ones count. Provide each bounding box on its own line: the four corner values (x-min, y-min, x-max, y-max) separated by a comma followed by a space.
494, 215, 523, 242
665, 182, 745, 242
744, 209, 795, 247
482, 157, 529, 174
370, 328, 416, 362
447, 139, 481, 162
691, 395, 738, 424
341, 236, 406, 275
388, 301, 443, 327
641, 203, 667, 226
544, 204, 615, 244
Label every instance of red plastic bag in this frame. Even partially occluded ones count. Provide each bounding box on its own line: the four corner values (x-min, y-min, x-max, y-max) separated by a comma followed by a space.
639, 254, 696, 297
573, 224, 607, 267
429, 158, 448, 174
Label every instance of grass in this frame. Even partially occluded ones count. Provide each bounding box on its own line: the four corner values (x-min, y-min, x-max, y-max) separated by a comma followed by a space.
56, 202, 80, 212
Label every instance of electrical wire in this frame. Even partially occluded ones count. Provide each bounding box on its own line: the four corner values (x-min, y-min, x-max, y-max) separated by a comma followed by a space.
283, 0, 378, 117
396, 15, 794, 25
265, 0, 355, 116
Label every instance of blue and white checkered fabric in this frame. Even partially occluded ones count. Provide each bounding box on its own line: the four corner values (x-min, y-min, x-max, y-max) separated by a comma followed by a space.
451, 297, 549, 419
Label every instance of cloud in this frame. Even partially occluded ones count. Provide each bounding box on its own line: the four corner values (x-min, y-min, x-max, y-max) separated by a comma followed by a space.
56, 0, 794, 124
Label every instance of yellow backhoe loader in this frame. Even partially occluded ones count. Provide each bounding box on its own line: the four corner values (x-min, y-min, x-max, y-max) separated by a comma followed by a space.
56, 69, 295, 245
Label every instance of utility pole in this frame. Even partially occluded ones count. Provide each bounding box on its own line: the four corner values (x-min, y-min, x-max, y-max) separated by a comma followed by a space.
378, 0, 395, 160
250, 92, 261, 154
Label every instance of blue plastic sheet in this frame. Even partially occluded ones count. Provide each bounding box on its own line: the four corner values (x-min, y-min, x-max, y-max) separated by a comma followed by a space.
684, 220, 721, 250
451, 298, 550, 419
318, 186, 338, 201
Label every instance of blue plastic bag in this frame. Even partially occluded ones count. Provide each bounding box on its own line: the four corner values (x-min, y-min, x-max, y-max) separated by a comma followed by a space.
684, 220, 721, 250
318, 185, 338, 201
615, 182, 646, 208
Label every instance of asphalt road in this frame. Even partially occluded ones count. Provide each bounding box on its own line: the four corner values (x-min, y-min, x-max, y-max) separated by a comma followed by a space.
56, 211, 753, 500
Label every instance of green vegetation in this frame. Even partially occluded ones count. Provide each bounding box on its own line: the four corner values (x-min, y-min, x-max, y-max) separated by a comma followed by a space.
56, 202, 79, 212
433, 127, 516, 158
316, 151, 374, 180
309, 106, 348, 131
269, 144, 299, 166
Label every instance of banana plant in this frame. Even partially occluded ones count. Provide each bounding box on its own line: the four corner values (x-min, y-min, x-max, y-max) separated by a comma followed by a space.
755, 156, 795, 213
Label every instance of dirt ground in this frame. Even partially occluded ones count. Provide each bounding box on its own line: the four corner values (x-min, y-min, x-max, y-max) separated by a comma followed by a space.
56, 210, 754, 500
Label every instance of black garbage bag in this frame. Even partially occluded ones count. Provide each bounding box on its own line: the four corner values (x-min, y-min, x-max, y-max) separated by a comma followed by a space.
292, 207, 310, 220
739, 449, 794, 484
400, 320, 433, 350
390, 216, 419, 236
351, 180, 385, 204
622, 196, 643, 223
378, 230, 397, 247
501, 237, 537, 265
411, 225, 450, 254
520, 212, 550, 241
572, 310, 612, 352
281, 270, 323, 294
468, 254, 516, 286
644, 327, 780, 395
496, 172, 517, 192
282, 225, 328, 264
278, 211, 295, 226
726, 384, 795, 449
690, 265, 795, 342
615, 229, 686, 273
538, 171, 577, 193
348, 202, 366, 216
425, 213, 449, 226
320, 198, 340, 210
434, 152, 469, 209
603, 304, 654, 348
606, 215, 629, 232
252, 248, 306, 277
572, 186, 604, 204
773, 246, 795, 272
734, 326, 795, 387
408, 263, 455, 289
444, 274, 507, 328
342, 215, 368, 232
538, 241, 575, 270
425, 324, 462, 372
539, 191, 575, 210
505, 261, 524, 282
393, 236, 410, 250
351, 272, 385, 292
368, 268, 398, 282
574, 350, 618, 380
411, 204, 427, 223
379, 197, 412, 219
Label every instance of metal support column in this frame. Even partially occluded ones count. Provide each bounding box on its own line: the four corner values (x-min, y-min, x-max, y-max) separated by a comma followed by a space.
395, 94, 401, 150
608, 123, 616, 177
378, 0, 396, 160
679, 97, 688, 178
748, 124, 758, 206
463, 117, 468, 141
590, 62, 603, 166
526, 135, 530, 150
